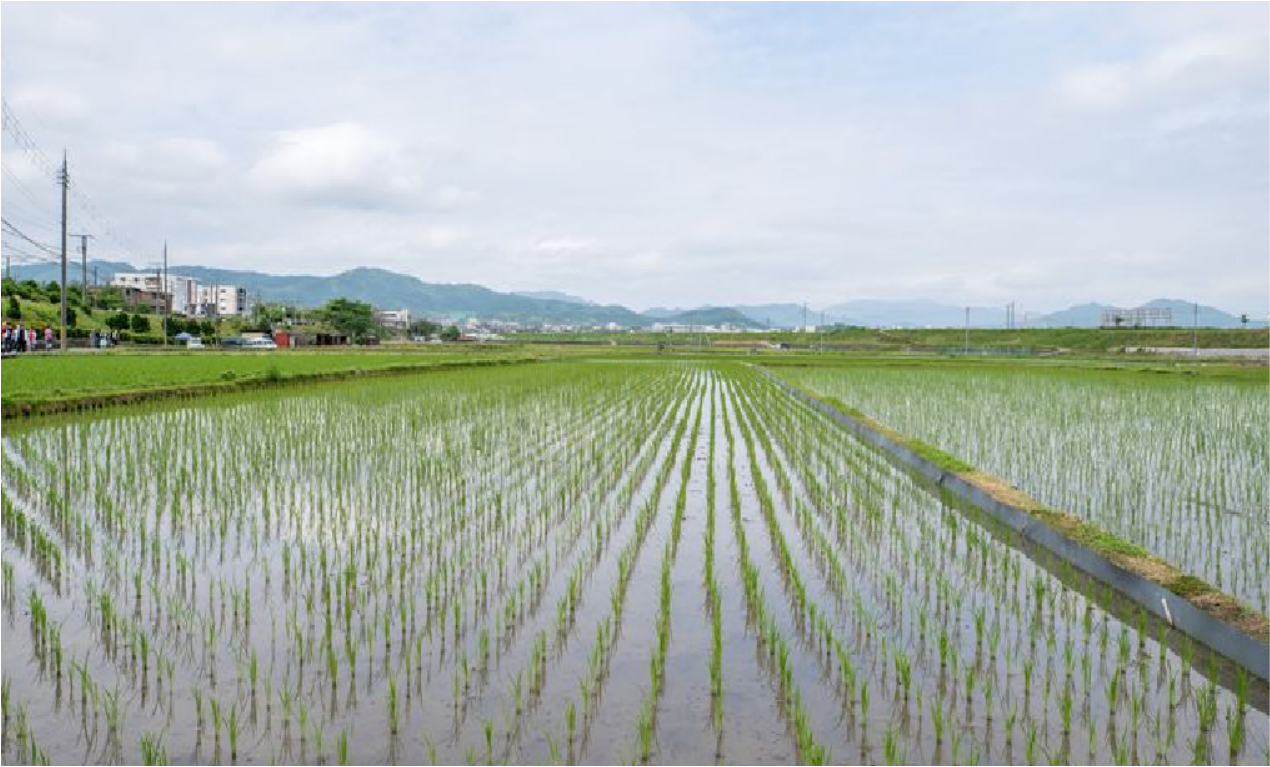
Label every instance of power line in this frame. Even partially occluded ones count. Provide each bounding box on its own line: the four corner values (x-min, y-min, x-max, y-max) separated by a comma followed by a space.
1, 162, 58, 227
0, 98, 57, 177
1, 217, 60, 256
2, 97, 143, 264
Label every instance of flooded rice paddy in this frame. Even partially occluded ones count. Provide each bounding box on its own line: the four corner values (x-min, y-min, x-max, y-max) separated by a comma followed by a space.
2, 361, 1266, 764
783, 365, 1270, 613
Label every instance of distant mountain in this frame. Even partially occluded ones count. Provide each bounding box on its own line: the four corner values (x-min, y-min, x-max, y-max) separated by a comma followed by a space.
9, 259, 134, 286
657, 307, 763, 328
1034, 299, 1265, 328
1139, 299, 1262, 329
512, 290, 594, 305
170, 265, 647, 325
819, 299, 1008, 328
1031, 302, 1116, 328
731, 303, 823, 329
13, 260, 647, 326
8, 259, 1260, 329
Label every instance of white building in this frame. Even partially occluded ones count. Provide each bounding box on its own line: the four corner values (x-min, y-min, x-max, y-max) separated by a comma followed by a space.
196, 284, 249, 317
376, 309, 410, 331
110, 273, 249, 317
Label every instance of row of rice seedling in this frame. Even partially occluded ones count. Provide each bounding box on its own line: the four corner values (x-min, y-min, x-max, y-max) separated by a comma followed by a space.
781, 364, 1269, 612
725, 364, 1266, 764
2, 360, 1264, 764
1, 363, 702, 764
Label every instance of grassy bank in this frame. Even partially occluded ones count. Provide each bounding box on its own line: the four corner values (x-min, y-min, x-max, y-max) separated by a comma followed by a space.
0, 346, 541, 410
522, 325, 1270, 351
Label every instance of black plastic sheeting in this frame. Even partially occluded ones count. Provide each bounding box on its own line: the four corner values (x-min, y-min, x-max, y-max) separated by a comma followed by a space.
757, 366, 1270, 684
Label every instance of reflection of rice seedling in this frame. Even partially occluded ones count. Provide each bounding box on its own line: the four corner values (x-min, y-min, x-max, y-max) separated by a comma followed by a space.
388, 676, 399, 735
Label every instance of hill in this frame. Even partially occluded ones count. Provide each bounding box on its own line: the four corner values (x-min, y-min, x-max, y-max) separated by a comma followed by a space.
658, 307, 763, 328
9, 259, 1262, 329
1034, 299, 1263, 328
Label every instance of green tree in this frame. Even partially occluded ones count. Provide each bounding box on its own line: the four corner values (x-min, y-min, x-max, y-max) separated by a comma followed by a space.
66, 307, 77, 328
107, 312, 131, 331
408, 318, 440, 339
320, 298, 380, 341
440, 324, 461, 342
6, 295, 21, 321
130, 314, 151, 334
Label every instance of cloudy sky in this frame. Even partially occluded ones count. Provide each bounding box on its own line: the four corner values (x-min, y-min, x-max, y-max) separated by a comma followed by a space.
2, 2, 1266, 313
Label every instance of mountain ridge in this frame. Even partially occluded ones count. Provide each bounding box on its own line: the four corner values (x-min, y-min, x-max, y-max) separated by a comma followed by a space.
5, 260, 1262, 328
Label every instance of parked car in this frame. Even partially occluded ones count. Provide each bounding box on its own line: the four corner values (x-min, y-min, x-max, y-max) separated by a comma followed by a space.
185, 338, 204, 349
244, 337, 277, 350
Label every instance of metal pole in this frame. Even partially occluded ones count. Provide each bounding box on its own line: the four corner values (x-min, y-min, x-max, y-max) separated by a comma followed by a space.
59, 151, 69, 351
81, 235, 88, 301
964, 307, 970, 355
163, 241, 169, 346
1193, 302, 1198, 359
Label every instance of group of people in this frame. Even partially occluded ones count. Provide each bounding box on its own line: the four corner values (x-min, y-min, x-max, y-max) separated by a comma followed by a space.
90, 329, 122, 349
1, 323, 122, 353
2, 323, 53, 353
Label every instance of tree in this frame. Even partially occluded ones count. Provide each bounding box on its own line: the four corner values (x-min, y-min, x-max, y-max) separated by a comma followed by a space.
107, 312, 131, 331
66, 307, 77, 328
6, 295, 21, 321
131, 314, 151, 334
320, 298, 379, 341
408, 318, 440, 339
440, 324, 461, 342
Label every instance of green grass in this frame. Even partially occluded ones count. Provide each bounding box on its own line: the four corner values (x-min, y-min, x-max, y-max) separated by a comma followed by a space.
523, 325, 1270, 351
0, 347, 537, 407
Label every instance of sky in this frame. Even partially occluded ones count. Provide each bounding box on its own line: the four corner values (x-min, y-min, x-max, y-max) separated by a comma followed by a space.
1, 1, 1267, 314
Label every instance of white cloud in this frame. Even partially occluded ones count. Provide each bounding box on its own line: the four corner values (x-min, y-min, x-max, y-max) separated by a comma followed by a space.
0, 3, 1264, 312
532, 237, 598, 254
247, 122, 422, 206
10, 86, 90, 126
1058, 31, 1267, 110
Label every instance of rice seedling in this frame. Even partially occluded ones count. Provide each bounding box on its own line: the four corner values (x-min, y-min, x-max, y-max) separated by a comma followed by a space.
1, 361, 1264, 765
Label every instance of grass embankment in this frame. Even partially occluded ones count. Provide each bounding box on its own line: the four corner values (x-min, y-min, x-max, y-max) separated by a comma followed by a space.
525, 326, 1270, 351
758, 353, 1269, 383
764, 366, 1270, 647
0, 346, 541, 415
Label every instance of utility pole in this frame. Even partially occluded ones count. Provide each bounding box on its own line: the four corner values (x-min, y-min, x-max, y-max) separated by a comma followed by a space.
59, 151, 69, 352
162, 241, 169, 346
71, 233, 92, 304
1192, 302, 1198, 359
964, 307, 970, 355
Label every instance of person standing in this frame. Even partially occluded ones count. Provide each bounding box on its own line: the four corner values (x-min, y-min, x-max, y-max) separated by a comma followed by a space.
44, 326, 53, 350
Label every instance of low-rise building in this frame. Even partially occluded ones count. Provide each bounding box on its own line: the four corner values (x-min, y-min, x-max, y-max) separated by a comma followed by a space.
376, 309, 410, 331
197, 284, 249, 317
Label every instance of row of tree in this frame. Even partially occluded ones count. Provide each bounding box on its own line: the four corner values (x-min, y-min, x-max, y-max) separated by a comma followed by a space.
312, 298, 460, 342
2, 281, 462, 343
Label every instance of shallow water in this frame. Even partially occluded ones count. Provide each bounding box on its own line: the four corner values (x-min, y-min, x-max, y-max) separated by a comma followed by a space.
2, 362, 1266, 765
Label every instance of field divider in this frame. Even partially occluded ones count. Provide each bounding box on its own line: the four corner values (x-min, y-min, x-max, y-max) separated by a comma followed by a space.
0, 356, 542, 420
754, 364, 1270, 684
